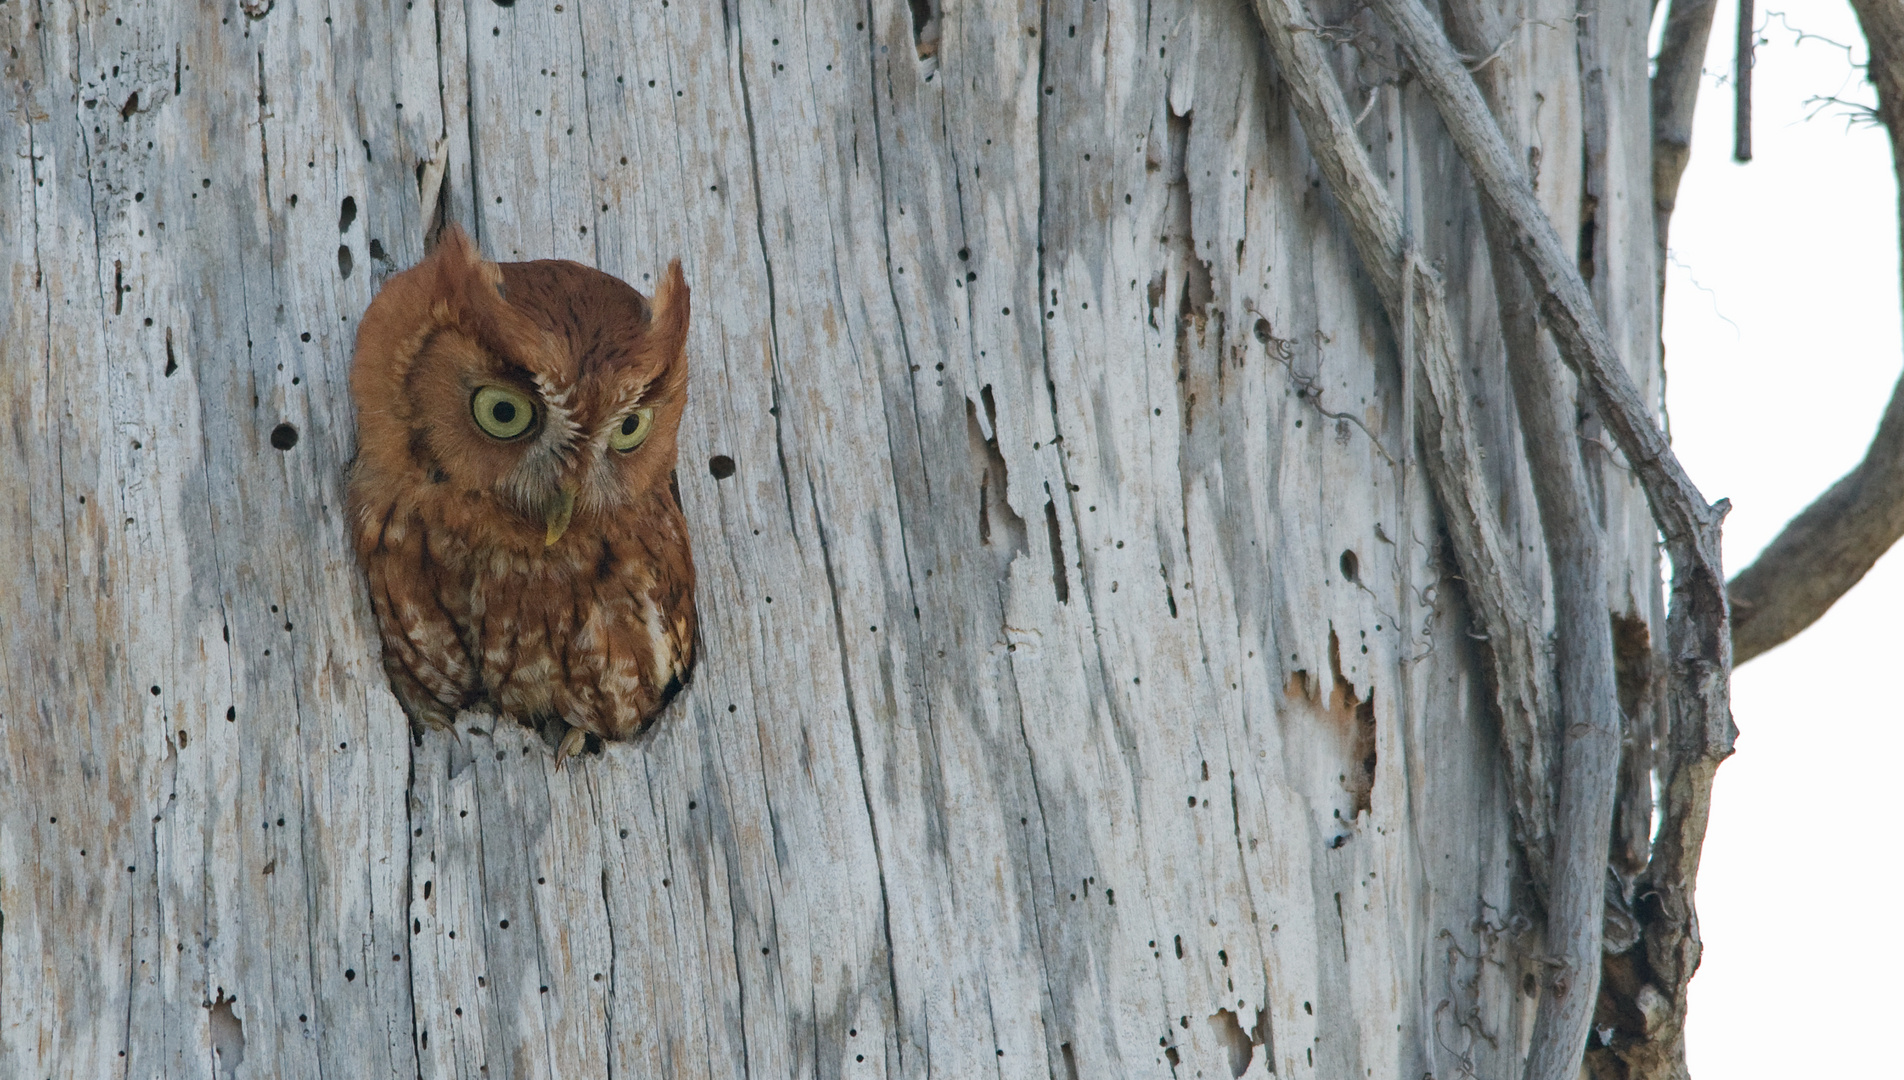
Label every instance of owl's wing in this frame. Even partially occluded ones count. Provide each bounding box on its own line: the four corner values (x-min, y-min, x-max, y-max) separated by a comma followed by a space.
362, 515, 476, 730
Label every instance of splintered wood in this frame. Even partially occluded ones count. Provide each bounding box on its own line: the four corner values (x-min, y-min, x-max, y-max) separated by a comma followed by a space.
1, 0, 1662, 1076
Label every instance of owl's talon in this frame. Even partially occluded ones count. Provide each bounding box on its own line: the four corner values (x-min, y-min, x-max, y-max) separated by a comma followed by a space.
555, 726, 588, 769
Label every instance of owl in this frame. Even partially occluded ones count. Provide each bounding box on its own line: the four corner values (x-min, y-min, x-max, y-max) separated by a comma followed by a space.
345, 226, 696, 765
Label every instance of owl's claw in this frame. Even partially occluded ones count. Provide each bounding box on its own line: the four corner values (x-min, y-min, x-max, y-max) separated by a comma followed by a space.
555, 726, 588, 769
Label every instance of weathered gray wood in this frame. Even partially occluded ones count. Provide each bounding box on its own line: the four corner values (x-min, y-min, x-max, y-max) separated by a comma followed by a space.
1363, 0, 1717, 563
1351, 0, 1730, 1076
1441, 1, 1625, 1074
1, 1, 1686, 1078
4, 5, 425, 1077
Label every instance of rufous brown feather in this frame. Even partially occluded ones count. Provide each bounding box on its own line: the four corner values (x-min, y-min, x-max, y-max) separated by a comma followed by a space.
345, 226, 696, 765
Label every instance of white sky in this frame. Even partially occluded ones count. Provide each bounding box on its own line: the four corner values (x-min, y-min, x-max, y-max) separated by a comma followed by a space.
1663, 3, 1904, 1074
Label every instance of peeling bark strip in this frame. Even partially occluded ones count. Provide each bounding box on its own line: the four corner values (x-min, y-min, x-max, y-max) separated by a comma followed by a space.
3, 2, 1671, 1078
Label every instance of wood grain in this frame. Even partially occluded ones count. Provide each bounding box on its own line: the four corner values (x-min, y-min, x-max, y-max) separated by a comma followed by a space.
0, 0, 1663, 1076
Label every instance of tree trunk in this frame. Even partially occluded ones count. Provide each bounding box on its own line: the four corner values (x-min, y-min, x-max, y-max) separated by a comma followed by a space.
0, 1, 1709, 1077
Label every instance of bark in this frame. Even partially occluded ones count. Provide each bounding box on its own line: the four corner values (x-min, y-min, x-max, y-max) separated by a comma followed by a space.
1362, 0, 1723, 556
1307, 0, 1735, 1075
1244, 0, 1561, 907
1728, 0, 1904, 665
1439, 3, 1624, 1076
0, 1, 1690, 1078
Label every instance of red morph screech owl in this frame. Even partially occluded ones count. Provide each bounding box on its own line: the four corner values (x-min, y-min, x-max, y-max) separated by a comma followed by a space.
344, 226, 697, 766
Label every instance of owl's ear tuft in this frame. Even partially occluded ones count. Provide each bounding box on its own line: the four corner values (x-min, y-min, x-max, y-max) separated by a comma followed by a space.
647, 259, 691, 368
429, 224, 481, 269
419, 225, 507, 324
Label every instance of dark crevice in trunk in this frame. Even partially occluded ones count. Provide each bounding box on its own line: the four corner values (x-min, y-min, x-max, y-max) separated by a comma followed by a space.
1044, 493, 1069, 604
732, 10, 803, 541
905, 0, 940, 60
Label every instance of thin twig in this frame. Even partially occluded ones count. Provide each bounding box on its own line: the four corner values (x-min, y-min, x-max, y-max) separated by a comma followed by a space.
1803, 94, 1882, 125
1354, 86, 1383, 125
1764, 9, 1863, 56
1463, 36, 1514, 73
1272, 355, 1401, 465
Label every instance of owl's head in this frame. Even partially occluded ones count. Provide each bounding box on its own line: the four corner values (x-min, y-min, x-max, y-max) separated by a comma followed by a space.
350, 227, 690, 551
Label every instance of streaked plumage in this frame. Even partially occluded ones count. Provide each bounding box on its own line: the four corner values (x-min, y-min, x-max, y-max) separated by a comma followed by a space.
345, 227, 695, 764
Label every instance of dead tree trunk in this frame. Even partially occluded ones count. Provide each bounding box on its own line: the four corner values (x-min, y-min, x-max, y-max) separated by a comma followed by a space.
0, 1, 1728, 1078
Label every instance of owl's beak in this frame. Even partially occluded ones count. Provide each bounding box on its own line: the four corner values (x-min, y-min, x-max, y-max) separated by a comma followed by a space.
544, 485, 578, 547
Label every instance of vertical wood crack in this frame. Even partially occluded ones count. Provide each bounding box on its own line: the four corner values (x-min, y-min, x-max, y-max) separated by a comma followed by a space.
732, 10, 803, 542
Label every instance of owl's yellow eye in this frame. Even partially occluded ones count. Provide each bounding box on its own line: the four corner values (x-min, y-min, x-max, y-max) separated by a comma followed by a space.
471, 385, 536, 440
608, 407, 655, 452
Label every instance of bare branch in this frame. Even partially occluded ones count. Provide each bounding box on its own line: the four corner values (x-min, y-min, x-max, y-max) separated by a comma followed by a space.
1652, 0, 1722, 278
1732, 0, 1904, 664
1245, 0, 1560, 901
1728, 373, 1904, 662
1438, 0, 1625, 1074
1360, 0, 1727, 559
